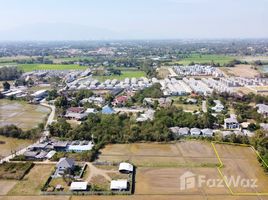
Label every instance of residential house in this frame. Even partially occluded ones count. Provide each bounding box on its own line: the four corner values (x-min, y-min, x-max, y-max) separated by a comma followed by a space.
55, 157, 75, 177
256, 104, 268, 117
224, 116, 240, 130
190, 128, 201, 136
113, 96, 128, 106
136, 109, 155, 122
65, 107, 87, 121
102, 105, 116, 114
169, 127, 190, 137
201, 128, 213, 137
211, 100, 224, 113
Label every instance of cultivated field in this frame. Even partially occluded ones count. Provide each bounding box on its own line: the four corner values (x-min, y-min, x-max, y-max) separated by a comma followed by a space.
97, 141, 268, 198
17, 64, 87, 72
172, 54, 234, 66
0, 180, 18, 195
1, 141, 268, 199
0, 135, 32, 158
0, 99, 50, 130
93, 70, 146, 82
8, 164, 54, 195
99, 141, 218, 167
71, 195, 268, 200
220, 64, 260, 78
214, 144, 268, 194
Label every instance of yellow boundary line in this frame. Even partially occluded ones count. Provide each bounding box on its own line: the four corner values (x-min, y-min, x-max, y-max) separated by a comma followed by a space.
211, 141, 268, 196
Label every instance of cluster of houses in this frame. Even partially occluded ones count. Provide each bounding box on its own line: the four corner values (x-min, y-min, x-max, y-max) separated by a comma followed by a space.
67, 77, 152, 91
143, 97, 172, 107
2, 88, 49, 102
173, 65, 223, 77
23, 139, 93, 160
52, 158, 133, 192
170, 127, 214, 137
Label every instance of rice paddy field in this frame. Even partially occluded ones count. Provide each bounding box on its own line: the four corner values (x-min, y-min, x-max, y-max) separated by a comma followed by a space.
0, 99, 50, 130
93, 70, 146, 82
173, 54, 235, 66
17, 64, 88, 72
1, 141, 268, 200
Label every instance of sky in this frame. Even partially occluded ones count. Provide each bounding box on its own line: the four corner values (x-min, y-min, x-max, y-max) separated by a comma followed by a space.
0, 0, 267, 40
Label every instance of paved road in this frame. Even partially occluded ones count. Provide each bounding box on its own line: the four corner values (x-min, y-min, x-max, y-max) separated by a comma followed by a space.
40, 102, 56, 130
202, 100, 207, 113
0, 102, 56, 164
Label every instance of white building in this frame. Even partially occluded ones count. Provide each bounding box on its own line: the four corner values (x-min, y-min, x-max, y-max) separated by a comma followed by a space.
70, 182, 88, 191
110, 180, 128, 191
119, 162, 133, 174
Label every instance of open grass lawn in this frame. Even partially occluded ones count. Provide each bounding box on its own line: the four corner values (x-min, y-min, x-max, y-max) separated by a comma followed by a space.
172, 102, 200, 112
47, 178, 69, 192
0, 135, 32, 158
17, 64, 88, 72
8, 164, 54, 195
93, 70, 146, 82
0, 162, 33, 180
0, 99, 50, 131
172, 54, 234, 66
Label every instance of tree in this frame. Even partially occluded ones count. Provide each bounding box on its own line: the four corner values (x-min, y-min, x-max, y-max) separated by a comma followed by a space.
3, 81, 10, 91
55, 96, 68, 108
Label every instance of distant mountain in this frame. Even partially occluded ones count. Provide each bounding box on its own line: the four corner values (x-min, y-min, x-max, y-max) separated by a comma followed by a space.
0, 23, 122, 41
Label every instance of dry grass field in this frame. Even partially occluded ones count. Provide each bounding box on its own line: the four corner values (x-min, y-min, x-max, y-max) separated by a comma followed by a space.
71, 194, 268, 200
220, 64, 260, 78
0, 180, 18, 195
215, 144, 268, 194
0, 196, 70, 200
1, 141, 268, 200
0, 135, 32, 158
8, 164, 54, 195
0, 99, 50, 130
135, 167, 228, 195
99, 141, 218, 167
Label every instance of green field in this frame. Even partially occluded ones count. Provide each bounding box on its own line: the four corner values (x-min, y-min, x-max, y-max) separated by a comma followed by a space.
93, 70, 146, 81
17, 64, 88, 72
173, 54, 235, 65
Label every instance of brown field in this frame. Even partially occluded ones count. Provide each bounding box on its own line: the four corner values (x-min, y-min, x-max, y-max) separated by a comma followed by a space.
157, 67, 170, 79
70, 195, 268, 200
0, 99, 50, 130
0, 135, 32, 158
0, 180, 18, 195
220, 64, 260, 78
239, 56, 268, 63
8, 164, 54, 195
99, 141, 218, 166
135, 167, 229, 195
0, 196, 70, 200
215, 144, 268, 194
1, 141, 268, 199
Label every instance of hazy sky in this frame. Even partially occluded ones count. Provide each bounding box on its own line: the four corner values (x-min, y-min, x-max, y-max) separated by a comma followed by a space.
0, 0, 267, 40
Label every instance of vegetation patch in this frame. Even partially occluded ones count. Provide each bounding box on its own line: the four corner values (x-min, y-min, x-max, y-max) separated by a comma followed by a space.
0, 162, 33, 180
17, 64, 87, 72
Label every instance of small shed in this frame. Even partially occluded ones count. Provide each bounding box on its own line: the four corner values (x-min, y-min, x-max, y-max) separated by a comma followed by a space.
110, 180, 128, 191
70, 182, 88, 191
119, 162, 133, 174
